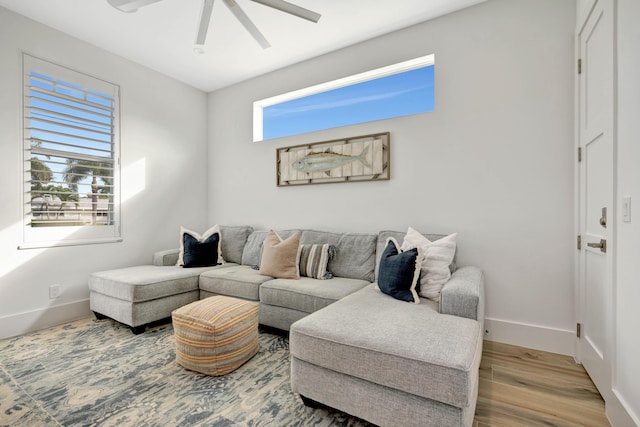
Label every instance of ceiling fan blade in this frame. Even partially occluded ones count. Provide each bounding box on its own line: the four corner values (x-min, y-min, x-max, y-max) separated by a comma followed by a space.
107, 0, 163, 13
250, 0, 320, 23
223, 0, 271, 49
195, 0, 215, 46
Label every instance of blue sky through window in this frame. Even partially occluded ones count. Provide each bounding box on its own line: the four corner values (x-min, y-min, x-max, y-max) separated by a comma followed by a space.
262, 65, 434, 140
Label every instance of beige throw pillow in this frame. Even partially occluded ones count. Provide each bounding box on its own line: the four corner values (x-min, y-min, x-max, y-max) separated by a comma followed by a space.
259, 230, 301, 279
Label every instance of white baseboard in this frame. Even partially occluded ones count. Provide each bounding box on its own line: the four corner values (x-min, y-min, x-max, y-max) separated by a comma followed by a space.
607, 388, 640, 427
483, 317, 575, 356
0, 299, 91, 340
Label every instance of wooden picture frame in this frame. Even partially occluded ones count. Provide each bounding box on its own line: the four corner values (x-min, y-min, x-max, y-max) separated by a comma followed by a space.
276, 132, 390, 186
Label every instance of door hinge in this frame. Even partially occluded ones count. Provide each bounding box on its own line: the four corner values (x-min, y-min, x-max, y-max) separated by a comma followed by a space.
577, 322, 581, 338
578, 147, 582, 162
577, 235, 582, 250
578, 58, 582, 74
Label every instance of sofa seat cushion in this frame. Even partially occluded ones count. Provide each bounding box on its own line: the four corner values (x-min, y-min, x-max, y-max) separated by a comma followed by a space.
259, 277, 369, 314
89, 264, 236, 303
290, 284, 482, 409
199, 265, 273, 301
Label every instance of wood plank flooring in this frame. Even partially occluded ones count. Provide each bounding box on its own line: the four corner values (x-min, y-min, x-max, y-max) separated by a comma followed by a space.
474, 340, 610, 427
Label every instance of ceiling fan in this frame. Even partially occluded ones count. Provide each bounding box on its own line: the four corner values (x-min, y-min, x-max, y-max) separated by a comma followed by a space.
107, 0, 321, 50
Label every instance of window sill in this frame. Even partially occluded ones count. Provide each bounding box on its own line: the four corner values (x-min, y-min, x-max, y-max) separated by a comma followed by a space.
18, 237, 123, 250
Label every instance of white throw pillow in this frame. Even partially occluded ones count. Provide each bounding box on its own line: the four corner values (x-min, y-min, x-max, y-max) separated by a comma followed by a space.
400, 227, 457, 302
176, 225, 225, 266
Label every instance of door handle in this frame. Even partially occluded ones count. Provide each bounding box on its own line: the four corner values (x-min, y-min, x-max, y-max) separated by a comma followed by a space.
599, 207, 607, 228
587, 239, 607, 253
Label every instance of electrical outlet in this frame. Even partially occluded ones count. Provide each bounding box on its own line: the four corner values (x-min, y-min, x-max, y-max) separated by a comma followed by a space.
49, 284, 61, 299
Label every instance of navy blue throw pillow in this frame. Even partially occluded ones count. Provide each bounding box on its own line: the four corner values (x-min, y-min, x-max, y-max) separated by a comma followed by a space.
377, 238, 422, 303
182, 232, 219, 268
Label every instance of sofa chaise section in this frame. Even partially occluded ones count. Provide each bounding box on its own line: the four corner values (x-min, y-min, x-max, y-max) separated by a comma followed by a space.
89, 225, 254, 333
89, 265, 223, 333
291, 286, 483, 408
290, 263, 485, 426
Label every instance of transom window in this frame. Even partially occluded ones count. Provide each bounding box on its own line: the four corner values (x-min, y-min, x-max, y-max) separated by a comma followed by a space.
21, 54, 121, 248
253, 54, 434, 142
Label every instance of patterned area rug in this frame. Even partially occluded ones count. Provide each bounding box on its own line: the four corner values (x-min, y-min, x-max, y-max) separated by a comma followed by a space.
0, 317, 370, 427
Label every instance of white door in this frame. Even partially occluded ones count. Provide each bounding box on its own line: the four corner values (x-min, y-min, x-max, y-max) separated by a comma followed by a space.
577, 0, 614, 400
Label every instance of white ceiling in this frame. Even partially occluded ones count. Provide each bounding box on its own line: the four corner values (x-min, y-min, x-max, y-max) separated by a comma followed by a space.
0, 0, 486, 92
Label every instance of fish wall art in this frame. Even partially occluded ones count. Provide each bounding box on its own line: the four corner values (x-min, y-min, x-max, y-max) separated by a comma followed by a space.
276, 132, 390, 186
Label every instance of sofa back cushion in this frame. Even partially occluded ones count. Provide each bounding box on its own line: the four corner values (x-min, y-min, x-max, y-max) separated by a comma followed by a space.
241, 230, 300, 267
376, 231, 457, 280
301, 230, 377, 282
219, 225, 254, 264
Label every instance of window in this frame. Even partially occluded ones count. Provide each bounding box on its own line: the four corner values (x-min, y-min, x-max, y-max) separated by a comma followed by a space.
21, 54, 121, 248
253, 55, 434, 142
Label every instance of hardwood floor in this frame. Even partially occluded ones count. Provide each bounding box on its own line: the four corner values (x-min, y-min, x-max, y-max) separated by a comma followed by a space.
474, 340, 610, 427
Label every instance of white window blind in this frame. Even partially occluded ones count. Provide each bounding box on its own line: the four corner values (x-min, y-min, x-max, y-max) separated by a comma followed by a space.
21, 54, 121, 248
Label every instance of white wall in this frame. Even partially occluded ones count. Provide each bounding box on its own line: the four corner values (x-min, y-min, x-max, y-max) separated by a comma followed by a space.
0, 7, 209, 339
614, 0, 640, 424
208, 0, 576, 354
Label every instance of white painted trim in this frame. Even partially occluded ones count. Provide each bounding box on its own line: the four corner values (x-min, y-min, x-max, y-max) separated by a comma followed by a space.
483, 317, 574, 356
607, 388, 640, 427
0, 299, 91, 339
573, 2, 583, 366
18, 237, 123, 250
577, 0, 598, 32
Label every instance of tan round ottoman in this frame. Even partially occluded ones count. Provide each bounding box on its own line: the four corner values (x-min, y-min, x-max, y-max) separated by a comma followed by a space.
172, 295, 259, 376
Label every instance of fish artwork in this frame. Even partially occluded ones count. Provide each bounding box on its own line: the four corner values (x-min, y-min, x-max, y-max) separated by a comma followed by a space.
292, 145, 371, 176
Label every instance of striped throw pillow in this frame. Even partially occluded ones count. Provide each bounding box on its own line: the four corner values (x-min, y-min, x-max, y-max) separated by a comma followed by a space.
299, 244, 336, 280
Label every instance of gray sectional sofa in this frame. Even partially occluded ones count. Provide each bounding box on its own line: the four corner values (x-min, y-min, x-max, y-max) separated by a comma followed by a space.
88, 225, 484, 427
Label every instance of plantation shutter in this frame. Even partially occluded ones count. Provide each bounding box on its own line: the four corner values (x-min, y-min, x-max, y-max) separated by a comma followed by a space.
22, 54, 121, 247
